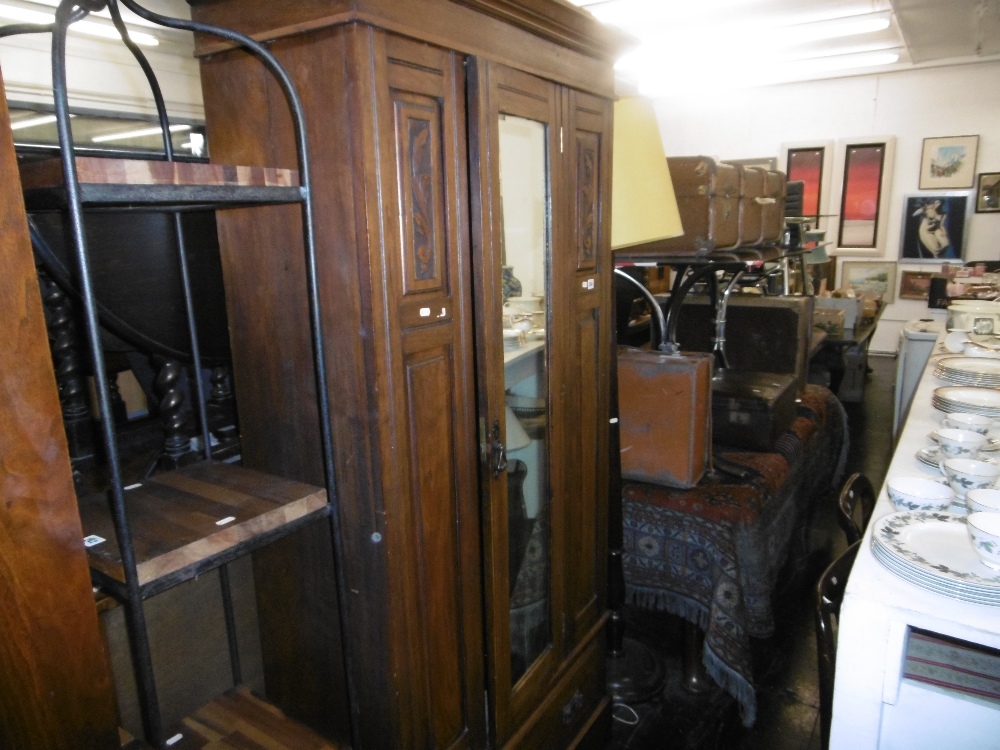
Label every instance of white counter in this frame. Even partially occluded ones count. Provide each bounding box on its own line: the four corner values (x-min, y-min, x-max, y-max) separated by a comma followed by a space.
830, 331, 1000, 750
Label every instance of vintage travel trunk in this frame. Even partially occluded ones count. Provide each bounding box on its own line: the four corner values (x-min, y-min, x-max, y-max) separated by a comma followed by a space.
617, 347, 713, 488
761, 170, 787, 243
622, 156, 740, 258
734, 164, 766, 246
711, 370, 797, 451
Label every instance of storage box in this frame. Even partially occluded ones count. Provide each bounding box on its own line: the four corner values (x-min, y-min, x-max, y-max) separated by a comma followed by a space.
814, 296, 863, 330
617, 347, 713, 489
711, 370, 797, 451
814, 307, 845, 337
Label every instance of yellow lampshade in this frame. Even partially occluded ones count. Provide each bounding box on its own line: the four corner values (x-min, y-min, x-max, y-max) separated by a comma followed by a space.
611, 97, 684, 250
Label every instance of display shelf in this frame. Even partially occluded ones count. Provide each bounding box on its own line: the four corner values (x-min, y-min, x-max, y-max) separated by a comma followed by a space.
79, 461, 328, 598
19, 156, 303, 209
159, 687, 339, 750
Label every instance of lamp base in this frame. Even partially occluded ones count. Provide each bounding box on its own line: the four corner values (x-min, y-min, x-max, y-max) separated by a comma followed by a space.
607, 636, 665, 704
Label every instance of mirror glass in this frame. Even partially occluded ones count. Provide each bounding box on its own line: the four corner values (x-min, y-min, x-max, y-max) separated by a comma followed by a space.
497, 114, 551, 684
838, 143, 886, 248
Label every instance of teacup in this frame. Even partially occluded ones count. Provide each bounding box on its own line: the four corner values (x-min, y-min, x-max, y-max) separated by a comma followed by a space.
967, 512, 1000, 570
967, 488, 1000, 514
887, 476, 954, 512
943, 412, 994, 435
941, 458, 1000, 499
934, 428, 988, 459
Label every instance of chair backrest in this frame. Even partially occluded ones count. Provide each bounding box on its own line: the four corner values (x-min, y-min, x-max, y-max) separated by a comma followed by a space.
837, 473, 876, 546
815, 541, 861, 750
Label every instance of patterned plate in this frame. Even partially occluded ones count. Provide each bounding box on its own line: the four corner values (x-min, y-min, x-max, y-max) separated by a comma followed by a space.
872, 511, 1000, 603
916, 446, 1000, 469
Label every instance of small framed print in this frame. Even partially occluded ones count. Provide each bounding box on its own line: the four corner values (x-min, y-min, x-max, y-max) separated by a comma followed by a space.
841, 261, 897, 304
919, 135, 979, 190
977, 172, 1000, 213
899, 270, 935, 301
899, 193, 971, 262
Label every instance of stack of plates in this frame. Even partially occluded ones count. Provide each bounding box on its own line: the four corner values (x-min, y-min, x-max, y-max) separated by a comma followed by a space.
872, 511, 1000, 605
935, 357, 1000, 387
933, 386, 1000, 418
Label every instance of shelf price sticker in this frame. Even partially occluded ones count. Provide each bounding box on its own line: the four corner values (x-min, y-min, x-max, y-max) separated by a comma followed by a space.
83, 535, 105, 548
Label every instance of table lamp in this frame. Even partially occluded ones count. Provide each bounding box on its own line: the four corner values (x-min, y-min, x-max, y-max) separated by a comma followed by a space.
607, 96, 684, 704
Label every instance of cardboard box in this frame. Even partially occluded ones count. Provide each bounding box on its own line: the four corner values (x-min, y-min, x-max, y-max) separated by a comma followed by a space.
814, 296, 863, 330
814, 307, 845, 337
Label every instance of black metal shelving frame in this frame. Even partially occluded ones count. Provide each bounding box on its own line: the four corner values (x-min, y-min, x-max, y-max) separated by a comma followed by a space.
0, 2, 357, 746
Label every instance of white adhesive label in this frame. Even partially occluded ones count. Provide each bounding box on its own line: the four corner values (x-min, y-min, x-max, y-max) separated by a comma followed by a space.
165, 734, 183, 746
83, 535, 105, 548
124, 483, 142, 490
216, 516, 236, 526
419, 307, 431, 317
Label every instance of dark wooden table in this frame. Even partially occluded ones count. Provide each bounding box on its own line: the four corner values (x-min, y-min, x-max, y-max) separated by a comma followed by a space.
812, 304, 885, 402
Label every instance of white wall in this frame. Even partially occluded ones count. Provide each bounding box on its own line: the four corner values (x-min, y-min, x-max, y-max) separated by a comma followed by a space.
0, 0, 202, 120
653, 60, 1000, 352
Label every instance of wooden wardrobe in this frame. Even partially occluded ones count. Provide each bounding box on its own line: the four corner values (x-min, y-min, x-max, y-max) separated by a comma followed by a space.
186, 2, 624, 747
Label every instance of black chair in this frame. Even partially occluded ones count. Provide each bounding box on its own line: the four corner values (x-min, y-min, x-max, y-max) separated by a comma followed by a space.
816, 541, 861, 750
837, 473, 876, 546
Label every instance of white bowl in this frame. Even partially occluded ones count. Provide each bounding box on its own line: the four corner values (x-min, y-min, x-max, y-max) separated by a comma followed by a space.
941, 458, 1000, 499
967, 512, 1000, 569
967, 488, 1000, 514
934, 428, 988, 458
963, 342, 1000, 359
943, 412, 994, 435
944, 330, 971, 353
887, 476, 955, 512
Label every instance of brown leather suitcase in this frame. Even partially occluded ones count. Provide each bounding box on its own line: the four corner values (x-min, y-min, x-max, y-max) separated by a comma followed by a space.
761, 170, 787, 244
617, 347, 713, 488
620, 156, 740, 258
711, 369, 797, 451
735, 165, 766, 246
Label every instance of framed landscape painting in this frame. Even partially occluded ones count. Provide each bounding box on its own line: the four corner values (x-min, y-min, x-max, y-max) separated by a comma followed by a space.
899, 270, 935, 300
841, 261, 897, 303
920, 135, 979, 190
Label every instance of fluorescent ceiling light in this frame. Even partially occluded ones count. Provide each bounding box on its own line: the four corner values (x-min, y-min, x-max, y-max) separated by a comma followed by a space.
10, 113, 57, 130
792, 50, 900, 74
783, 15, 891, 43
25, 0, 166, 29
0, 4, 158, 45
92, 124, 190, 143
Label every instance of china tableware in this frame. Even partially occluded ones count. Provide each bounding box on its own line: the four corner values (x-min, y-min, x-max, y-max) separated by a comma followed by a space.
887, 476, 955, 511
872, 511, 1000, 605
934, 428, 989, 458
943, 412, 994, 434
941, 458, 1000, 499
967, 488, 1000, 514
962, 342, 1000, 359
944, 330, 971, 352
933, 386, 1000, 418
967, 512, 1000, 570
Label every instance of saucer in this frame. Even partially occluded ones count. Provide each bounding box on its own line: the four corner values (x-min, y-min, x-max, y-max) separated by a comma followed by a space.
918, 445, 1000, 469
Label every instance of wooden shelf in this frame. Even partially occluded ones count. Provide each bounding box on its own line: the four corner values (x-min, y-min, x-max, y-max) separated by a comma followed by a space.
19, 156, 303, 209
152, 688, 339, 749
78, 461, 328, 598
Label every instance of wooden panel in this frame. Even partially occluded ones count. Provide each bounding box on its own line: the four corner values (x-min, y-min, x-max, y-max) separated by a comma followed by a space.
199, 30, 361, 746
190, 0, 626, 96
574, 132, 600, 270
18, 157, 298, 191
403, 347, 466, 746
394, 93, 446, 295
77, 461, 327, 586
374, 33, 484, 749
0, 68, 119, 749
165, 687, 340, 749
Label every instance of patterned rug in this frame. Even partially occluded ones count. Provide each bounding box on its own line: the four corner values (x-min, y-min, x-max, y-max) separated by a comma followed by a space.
622, 385, 848, 726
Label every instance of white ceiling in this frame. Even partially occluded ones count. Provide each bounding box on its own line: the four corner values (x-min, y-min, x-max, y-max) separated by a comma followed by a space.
569, 0, 1000, 94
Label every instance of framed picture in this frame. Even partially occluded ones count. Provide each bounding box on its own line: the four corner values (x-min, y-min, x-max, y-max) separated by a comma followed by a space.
782, 139, 834, 227
977, 172, 1000, 213
899, 193, 971, 262
841, 261, 897, 303
919, 135, 979, 189
830, 136, 895, 256
899, 270, 935, 300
